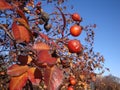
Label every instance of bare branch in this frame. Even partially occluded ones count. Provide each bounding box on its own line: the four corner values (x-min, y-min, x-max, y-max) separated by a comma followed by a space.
0, 24, 14, 41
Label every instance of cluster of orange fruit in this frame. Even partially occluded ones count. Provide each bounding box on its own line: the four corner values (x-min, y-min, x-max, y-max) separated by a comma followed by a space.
67, 13, 83, 54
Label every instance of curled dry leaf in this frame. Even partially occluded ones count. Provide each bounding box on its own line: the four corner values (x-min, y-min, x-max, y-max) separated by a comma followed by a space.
44, 66, 63, 90
0, 0, 13, 10
27, 67, 42, 85
7, 64, 29, 76
9, 72, 28, 90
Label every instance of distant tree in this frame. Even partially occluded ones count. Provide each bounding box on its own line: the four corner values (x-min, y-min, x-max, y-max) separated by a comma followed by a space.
94, 75, 120, 90
0, 0, 106, 90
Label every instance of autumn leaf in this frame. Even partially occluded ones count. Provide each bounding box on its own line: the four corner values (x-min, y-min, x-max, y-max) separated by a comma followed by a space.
12, 22, 20, 41
12, 22, 32, 43
33, 42, 50, 52
44, 66, 63, 90
18, 55, 32, 65
7, 64, 29, 76
15, 18, 29, 29
9, 72, 28, 90
37, 50, 57, 66
16, 9, 28, 25
0, 0, 13, 10
27, 67, 42, 85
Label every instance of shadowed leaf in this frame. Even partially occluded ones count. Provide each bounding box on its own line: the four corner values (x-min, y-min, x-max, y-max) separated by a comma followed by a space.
27, 67, 42, 85
7, 64, 29, 76
18, 55, 32, 65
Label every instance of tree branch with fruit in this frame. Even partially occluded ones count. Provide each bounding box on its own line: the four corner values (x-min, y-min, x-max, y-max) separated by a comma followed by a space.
0, 0, 107, 90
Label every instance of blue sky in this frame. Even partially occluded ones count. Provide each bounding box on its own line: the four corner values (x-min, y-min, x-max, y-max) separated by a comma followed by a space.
66, 0, 120, 77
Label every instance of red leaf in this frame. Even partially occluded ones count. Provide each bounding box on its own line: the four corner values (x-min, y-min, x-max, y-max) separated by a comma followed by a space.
33, 42, 50, 52
18, 55, 32, 65
16, 9, 28, 25
0, 0, 13, 10
27, 67, 42, 85
7, 64, 29, 76
44, 66, 63, 90
12, 22, 31, 43
37, 50, 57, 66
9, 72, 28, 90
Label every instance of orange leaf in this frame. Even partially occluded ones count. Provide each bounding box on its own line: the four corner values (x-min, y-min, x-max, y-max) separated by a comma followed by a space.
37, 50, 57, 66
44, 66, 63, 90
16, 18, 29, 30
7, 64, 29, 76
12, 22, 31, 43
12, 22, 21, 41
27, 67, 42, 85
0, 0, 13, 10
16, 9, 28, 25
18, 55, 32, 65
33, 42, 50, 52
9, 72, 28, 90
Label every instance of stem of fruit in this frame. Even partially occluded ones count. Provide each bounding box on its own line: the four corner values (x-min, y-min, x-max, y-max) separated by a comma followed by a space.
56, 6, 66, 38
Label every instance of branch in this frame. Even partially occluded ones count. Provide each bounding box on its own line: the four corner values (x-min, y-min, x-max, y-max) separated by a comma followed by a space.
0, 24, 14, 41
56, 6, 66, 38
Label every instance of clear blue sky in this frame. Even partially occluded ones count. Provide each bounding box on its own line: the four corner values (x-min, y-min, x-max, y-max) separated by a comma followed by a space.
65, 0, 120, 77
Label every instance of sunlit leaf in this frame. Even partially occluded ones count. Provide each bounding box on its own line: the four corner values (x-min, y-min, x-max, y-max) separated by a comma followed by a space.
33, 42, 50, 52
0, 0, 13, 10
44, 66, 63, 90
7, 64, 29, 76
16, 18, 29, 29
18, 55, 32, 65
9, 72, 28, 90
12, 22, 31, 43
37, 50, 57, 66
27, 67, 42, 85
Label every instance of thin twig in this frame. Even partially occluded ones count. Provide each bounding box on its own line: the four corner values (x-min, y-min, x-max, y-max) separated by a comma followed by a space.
0, 24, 14, 41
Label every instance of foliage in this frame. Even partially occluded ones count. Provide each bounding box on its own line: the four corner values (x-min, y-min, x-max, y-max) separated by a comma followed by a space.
94, 75, 120, 90
0, 0, 107, 90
